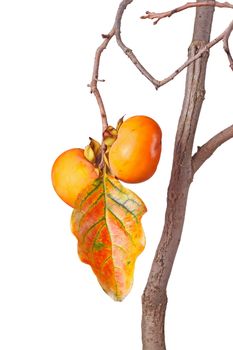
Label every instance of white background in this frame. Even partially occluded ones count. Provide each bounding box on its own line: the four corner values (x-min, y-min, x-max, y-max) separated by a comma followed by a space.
0, 1, 233, 349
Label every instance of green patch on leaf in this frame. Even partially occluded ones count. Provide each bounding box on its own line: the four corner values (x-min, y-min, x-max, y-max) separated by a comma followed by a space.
94, 242, 105, 251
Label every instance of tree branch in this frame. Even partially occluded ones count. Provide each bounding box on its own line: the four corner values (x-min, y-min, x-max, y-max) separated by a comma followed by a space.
192, 124, 233, 173
142, 1, 233, 25
114, 1, 232, 89
223, 20, 233, 69
157, 27, 228, 86
114, 0, 160, 88
89, 28, 115, 132
90, 0, 232, 129
142, 2, 215, 349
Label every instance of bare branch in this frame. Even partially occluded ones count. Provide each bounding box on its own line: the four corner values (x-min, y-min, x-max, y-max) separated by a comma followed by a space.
142, 2, 215, 348
90, 0, 232, 127
114, 1, 232, 89
192, 124, 233, 174
142, 1, 233, 25
89, 28, 115, 132
114, 0, 160, 88
159, 26, 228, 86
223, 20, 233, 69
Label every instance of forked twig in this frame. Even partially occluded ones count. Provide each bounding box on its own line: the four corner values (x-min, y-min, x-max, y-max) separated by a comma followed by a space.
141, 1, 233, 25
89, 0, 233, 129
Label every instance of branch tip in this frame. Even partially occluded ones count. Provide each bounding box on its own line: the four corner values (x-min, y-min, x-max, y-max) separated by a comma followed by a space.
223, 20, 233, 70
142, 2, 233, 24
192, 124, 233, 174
95, 78, 105, 82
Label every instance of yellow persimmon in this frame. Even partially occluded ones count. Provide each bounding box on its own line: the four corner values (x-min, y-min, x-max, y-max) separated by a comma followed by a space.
51, 148, 99, 207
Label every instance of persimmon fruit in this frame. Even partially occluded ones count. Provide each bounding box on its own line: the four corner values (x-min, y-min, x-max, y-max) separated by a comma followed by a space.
51, 148, 99, 208
109, 115, 162, 183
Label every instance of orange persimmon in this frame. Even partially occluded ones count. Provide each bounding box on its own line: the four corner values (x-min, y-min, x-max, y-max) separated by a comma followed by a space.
51, 148, 99, 207
109, 115, 162, 183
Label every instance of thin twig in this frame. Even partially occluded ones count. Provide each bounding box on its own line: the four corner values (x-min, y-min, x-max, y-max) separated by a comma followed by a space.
89, 28, 115, 133
192, 124, 233, 174
223, 20, 233, 69
115, 11, 233, 88
89, 28, 116, 170
114, 0, 160, 88
89, 0, 232, 135
90, 0, 232, 123
160, 27, 227, 87
141, 1, 233, 25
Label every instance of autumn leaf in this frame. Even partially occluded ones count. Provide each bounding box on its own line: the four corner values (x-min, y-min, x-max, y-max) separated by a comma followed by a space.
71, 173, 147, 301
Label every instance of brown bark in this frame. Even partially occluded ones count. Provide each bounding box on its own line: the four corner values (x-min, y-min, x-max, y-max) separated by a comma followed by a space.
141, 2, 215, 349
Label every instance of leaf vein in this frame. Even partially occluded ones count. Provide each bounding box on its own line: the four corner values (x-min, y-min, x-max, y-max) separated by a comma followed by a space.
100, 255, 112, 272
112, 243, 128, 255
106, 178, 124, 193
82, 217, 105, 243
78, 192, 104, 227
79, 179, 102, 210
107, 178, 141, 207
107, 194, 138, 222
107, 208, 134, 243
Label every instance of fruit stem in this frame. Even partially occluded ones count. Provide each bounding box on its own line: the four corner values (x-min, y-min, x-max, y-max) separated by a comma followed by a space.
99, 143, 107, 170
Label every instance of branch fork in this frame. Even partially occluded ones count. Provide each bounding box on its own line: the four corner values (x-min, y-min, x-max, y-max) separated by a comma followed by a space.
89, 0, 233, 132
